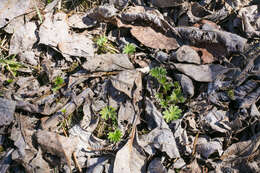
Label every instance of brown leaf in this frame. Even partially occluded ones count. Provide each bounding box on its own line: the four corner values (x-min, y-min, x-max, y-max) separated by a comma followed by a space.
131, 26, 179, 50
190, 46, 215, 64
36, 130, 78, 171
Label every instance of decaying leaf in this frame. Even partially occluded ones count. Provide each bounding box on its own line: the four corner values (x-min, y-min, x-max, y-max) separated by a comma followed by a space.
10, 114, 50, 172
0, 0, 32, 28
0, 98, 15, 126
82, 54, 134, 72
110, 70, 142, 99
36, 130, 78, 170
117, 6, 180, 50
173, 45, 201, 64
9, 22, 37, 55
39, 12, 94, 60
196, 136, 223, 158
42, 88, 93, 130
239, 5, 260, 38
147, 158, 167, 173
139, 127, 181, 159
202, 107, 231, 134
131, 26, 179, 50
57, 33, 94, 58
145, 98, 168, 129
174, 63, 226, 82
113, 137, 146, 173
68, 13, 97, 29
176, 27, 248, 54
150, 0, 185, 8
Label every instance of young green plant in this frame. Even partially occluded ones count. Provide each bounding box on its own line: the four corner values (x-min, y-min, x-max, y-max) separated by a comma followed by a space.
0, 55, 23, 77
150, 67, 185, 122
99, 106, 122, 143
95, 35, 119, 54
123, 43, 136, 55
52, 76, 64, 92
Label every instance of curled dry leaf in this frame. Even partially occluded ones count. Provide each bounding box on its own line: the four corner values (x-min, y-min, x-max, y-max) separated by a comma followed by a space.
175, 27, 248, 54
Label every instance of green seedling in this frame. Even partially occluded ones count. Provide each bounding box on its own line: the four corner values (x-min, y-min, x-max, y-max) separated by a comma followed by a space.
0, 55, 23, 77
61, 108, 67, 115
150, 67, 172, 93
170, 82, 186, 104
108, 129, 122, 143
150, 67, 185, 122
100, 106, 117, 122
95, 35, 118, 54
6, 79, 14, 84
163, 105, 182, 123
52, 76, 64, 92
227, 89, 235, 100
123, 43, 136, 54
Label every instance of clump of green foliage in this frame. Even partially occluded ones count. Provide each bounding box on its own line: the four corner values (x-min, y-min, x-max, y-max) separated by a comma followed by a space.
0, 55, 23, 77
108, 129, 122, 143
52, 76, 64, 92
100, 106, 122, 143
95, 35, 118, 54
163, 105, 182, 123
123, 43, 136, 54
150, 67, 185, 122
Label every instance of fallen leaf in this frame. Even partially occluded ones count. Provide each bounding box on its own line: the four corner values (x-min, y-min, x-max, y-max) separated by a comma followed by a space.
0, 0, 31, 28
82, 54, 134, 72
174, 63, 226, 82
113, 138, 146, 173
131, 26, 179, 50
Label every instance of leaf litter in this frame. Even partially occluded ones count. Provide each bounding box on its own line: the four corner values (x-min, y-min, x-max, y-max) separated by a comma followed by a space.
0, 0, 260, 172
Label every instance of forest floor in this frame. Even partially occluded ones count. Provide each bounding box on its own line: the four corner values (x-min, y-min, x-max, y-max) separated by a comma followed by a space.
0, 0, 260, 172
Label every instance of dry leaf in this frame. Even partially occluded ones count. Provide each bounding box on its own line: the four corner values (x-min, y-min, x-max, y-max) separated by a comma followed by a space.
131, 26, 179, 50
0, 0, 31, 28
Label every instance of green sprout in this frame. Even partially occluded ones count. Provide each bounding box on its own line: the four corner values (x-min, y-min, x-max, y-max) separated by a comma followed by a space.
52, 76, 64, 92
163, 105, 182, 123
100, 106, 117, 122
0, 55, 24, 77
61, 108, 67, 115
227, 89, 235, 100
169, 82, 186, 104
95, 35, 118, 54
108, 129, 122, 143
96, 35, 108, 47
123, 43, 136, 54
